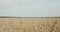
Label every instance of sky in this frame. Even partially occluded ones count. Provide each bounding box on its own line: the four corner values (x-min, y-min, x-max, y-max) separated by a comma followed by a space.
0, 0, 60, 17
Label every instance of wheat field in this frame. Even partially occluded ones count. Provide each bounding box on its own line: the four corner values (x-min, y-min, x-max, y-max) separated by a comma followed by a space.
0, 17, 60, 32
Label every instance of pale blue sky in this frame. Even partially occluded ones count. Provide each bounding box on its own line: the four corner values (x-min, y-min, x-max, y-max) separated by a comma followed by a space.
0, 0, 60, 17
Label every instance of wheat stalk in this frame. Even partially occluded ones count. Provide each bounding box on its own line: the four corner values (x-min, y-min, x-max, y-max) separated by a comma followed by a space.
50, 18, 57, 32
20, 17, 23, 26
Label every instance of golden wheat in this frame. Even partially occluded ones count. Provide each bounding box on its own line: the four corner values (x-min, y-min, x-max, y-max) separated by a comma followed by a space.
0, 18, 60, 32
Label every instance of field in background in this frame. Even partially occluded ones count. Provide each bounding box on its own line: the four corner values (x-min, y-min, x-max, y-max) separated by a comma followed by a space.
0, 18, 60, 32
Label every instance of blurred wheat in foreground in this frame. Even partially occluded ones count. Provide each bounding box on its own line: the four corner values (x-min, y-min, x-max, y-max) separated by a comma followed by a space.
0, 18, 60, 32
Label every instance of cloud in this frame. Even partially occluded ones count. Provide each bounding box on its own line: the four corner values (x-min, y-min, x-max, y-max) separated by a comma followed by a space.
0, 0, 18, 5
21, 0, 29, 2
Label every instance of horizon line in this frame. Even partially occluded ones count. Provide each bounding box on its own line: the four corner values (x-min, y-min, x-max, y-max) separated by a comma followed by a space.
0, 16, 60, 18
